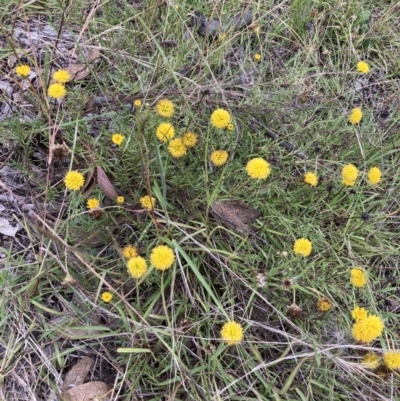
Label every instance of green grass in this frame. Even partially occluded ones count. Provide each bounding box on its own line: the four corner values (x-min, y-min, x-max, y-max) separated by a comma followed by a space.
1, 0, 400, 400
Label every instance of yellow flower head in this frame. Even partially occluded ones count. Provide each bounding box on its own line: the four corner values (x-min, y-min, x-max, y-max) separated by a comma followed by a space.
351, 315, 384, 343
127, 256, 147, 279
116, 196, 125, 204
86, 198, 100, 210
156, 99, 174, 118
351, 306, 368, 321
134, 99, 142, 107
101, 291, 113, 303
122, 245, 138, 259
53, 69, 71, 84
182, 132, 198, 148
48, 83, 66, 99
254, 53, 261, 61
304, 172, 318, 187
112, 133, 125, 146
342, 164, 358, 186
150, 245, 175, 271
367, 167, 382, 185
357, 61, 370, 74
15, 64, 31, 78
156, 123, 175, 142
226, 123, 234, 131
362, 352, 380, 369
246, 158, 271, 179
220, 321, 244, 346
383, 350, 400, 370
348, 107, 362, 124
210, 108, 231, 129
168, 138, 187, 158
293, 238, 312, 257
316, 298, 332, 312
64, 171, 85, 191
210, 150, 228, 167
140, 195, 156, 210
350, 268, 367, 288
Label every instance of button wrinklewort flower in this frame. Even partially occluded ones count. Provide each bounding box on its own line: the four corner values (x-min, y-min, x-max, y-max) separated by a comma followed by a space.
15, 64, 31, 78
112, 133, 125, 146
350, 268, 366, 288
182, 132, 198, 148
140, 195, 156, 210
64, 171, 85, 191
383, 350, 400, 370
304, 172, 318, 187
348, 107, 362, 124
48, 83, 67, 99
134, 99, 142, 107
86, 198, 100, 210
150, 245, 175, 271
156, 123, 175, 142
351, 315, 384, 343
246, 158, 271, 179
122, 245, 138, 259
367, 167, 382, 185
351, 306, 368, 321
127, 256, 147, 279
116, 196, 124, 204
220, 321, 244, 345
316, 298, 332, 312
342, 164, 358, 186
210, 108, 231, 129
293, 238, 312, 257
101, 292, 113, 303
53, 69, 71, 84
168, 138, 187, 158
156, 99, 174, 118
357, 61, 370, 74
254, 53, 261, 61
226, 123, 234, 131
210, 150, 228, 167
362, 352, 380, 369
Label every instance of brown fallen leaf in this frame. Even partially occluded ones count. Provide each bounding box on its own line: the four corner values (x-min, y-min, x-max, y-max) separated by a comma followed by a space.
62, 357, 93, 393
97, 166, 119, 200
211, 200, 260, 234
66, 48, 102, 81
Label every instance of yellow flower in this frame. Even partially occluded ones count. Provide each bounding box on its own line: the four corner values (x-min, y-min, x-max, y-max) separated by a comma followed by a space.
53, 69, 71, 84
316, 298, 332, 312
210, 150, 228, 167
210, 108, 231, 129
383, 350, 400, 370
293, 238, 312, 257
342, 164, 358, 186
357, 61, 370, 74
150, 245, 175, 271
122, 245, 138, 259
112, 133, 125, 146
134, 99, 142, 107
101, 292, 113, 303
140, 195, 156, 210
351, 315, 384, 343
127, 256, 147, 279
86, 198, 100, 210
226, 123, 234, 131
254, 53, 261, 61
48, 83, 67, 99
64, 171, 85, 191
351, 306, 368, 321
367, 167, 382, 185
362, 352, 380, 369
304, 172, 318, 187
220, 321, 244, 346
182, 132, 198, 148
156, 99, 174, 118
350, 268, 367, 288
168, 138, 187, 158
15, 64, 31, 78
156, 123, 175, 142
348, 107, 362, 124
246, 158, 271, 179
116, 196, 124, 204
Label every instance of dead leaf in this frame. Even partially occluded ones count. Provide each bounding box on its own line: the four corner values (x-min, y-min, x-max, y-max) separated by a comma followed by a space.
211, 200, 260, 234
63, 381, 111, 401
97, 166, 118, 200
0, 217, 21, 237
62, 357, 93, 393
65, 48, 101, 81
